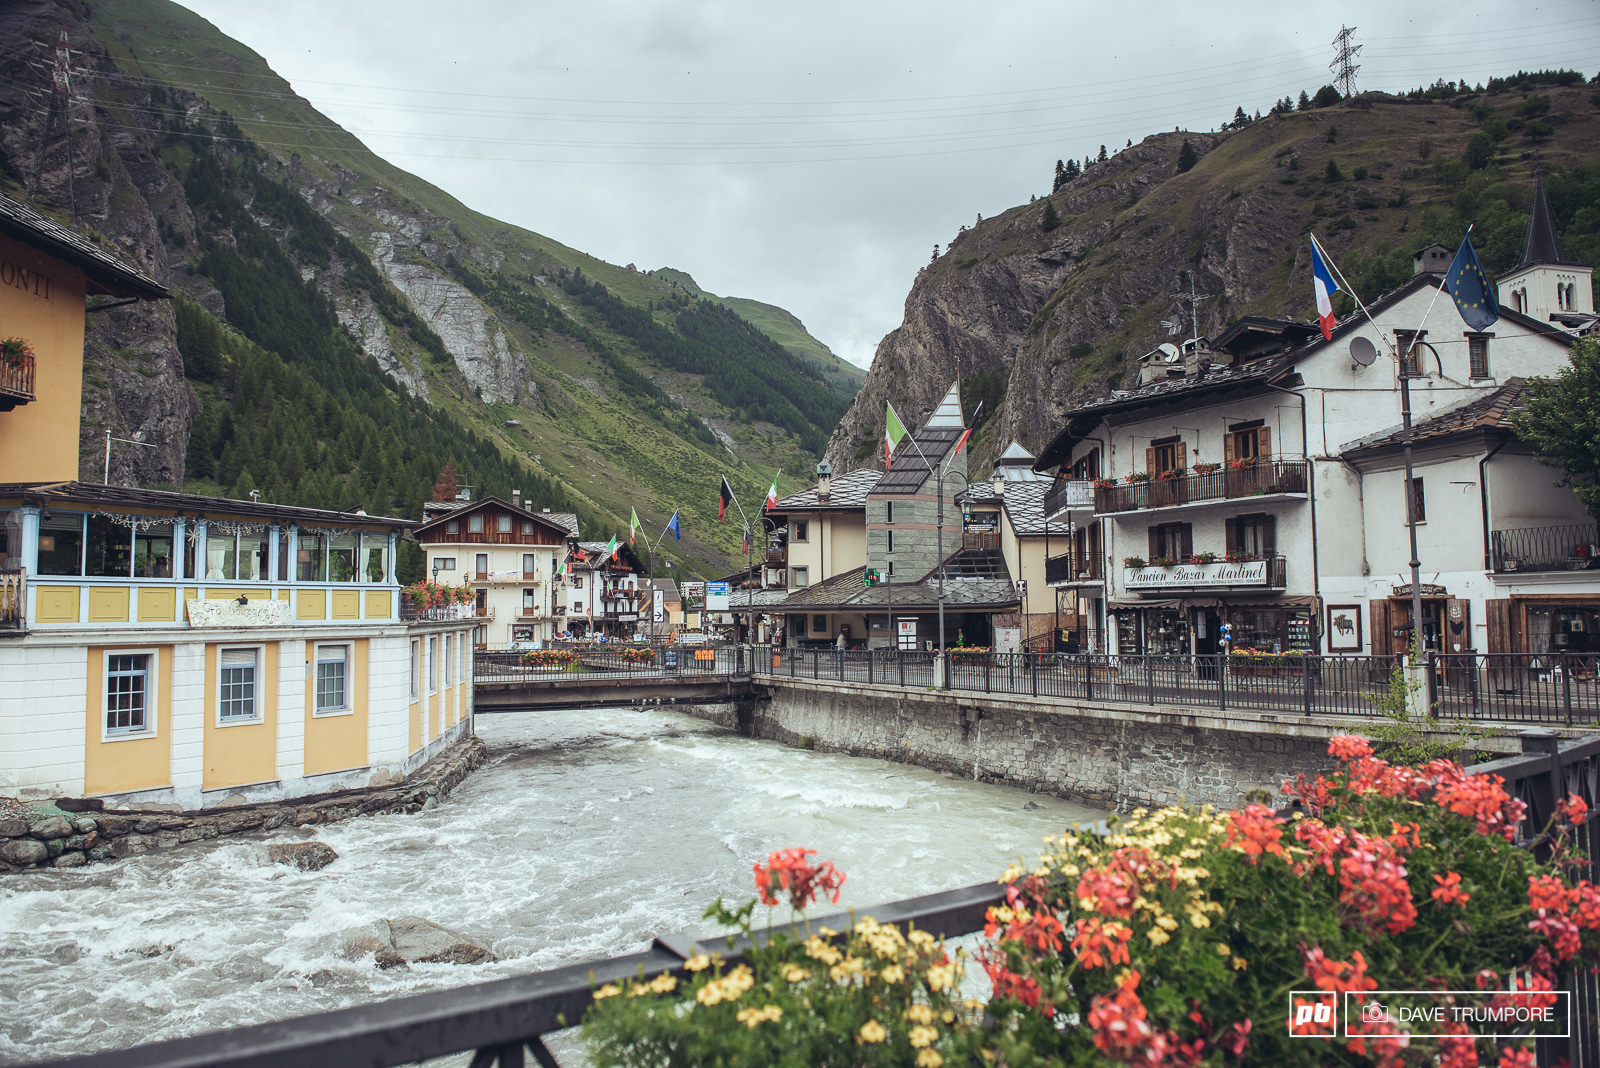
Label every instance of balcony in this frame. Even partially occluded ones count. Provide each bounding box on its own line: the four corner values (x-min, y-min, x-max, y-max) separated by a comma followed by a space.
1121, 553, 1286, 593
1094, 460, 1309, 516
766, 547, 788, 567
401, 602, 494, 623
962, 531, 1000, 551
0, 352, 35, 411
1045, 552, 1104, 586
1, 568, 24, 631
1492, 523, 1600, 574
1043, 478, 1095, 519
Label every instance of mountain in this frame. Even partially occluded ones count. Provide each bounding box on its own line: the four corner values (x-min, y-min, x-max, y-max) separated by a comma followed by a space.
0, 0, 846, 579
826, 74, 1600, 474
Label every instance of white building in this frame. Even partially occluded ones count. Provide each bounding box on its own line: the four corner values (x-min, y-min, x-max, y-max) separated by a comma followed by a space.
562, 541, 646, 640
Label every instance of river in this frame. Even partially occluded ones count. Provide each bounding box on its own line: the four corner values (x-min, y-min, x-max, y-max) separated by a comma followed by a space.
0, 707, 1101, 1066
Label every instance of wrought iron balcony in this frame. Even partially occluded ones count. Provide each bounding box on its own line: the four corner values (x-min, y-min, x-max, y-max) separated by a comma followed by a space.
0, 353, 34, 411
1045, 552, 1103, 585
1094, 460, 1309, 515
400, 602, 493, 623
1492, 523, 1600, 574
1043, 477, 1095, 518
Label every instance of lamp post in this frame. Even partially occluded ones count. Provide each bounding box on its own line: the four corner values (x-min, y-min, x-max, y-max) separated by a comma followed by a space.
935, 464, 969, 685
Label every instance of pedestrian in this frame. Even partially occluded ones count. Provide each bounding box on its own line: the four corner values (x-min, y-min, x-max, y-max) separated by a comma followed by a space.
836, 628, 847, 663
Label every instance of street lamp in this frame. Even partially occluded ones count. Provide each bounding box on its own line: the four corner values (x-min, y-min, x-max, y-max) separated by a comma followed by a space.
935, 464, 970, 683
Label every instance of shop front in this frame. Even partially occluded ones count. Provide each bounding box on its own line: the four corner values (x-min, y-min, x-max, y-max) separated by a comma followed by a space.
1112, 597, 1319, 656
1485, 594, 1600, 660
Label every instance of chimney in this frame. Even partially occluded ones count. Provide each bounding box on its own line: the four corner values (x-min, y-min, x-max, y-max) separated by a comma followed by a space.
991, 471, 1005, 497
513, 489, 522, 509
816, 459, 832, 501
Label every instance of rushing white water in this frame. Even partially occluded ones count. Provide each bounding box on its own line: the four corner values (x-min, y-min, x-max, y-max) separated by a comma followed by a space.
0, 708, 1101, 1065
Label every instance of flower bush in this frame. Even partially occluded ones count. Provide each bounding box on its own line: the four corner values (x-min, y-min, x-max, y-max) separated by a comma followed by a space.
621, 646, 656, 664
405, 580, 475, 609
1156, 468, 1185, 482
1186, 551, 1218, 565
1092, 477, 1116, 491
1123, 556, 1147, 569
584, 849, 967, 1067
521, 648, 579, 669
1193, 461, 1222, 474
1225, 548, 1257, 563
1230, 456, 1262, 470
0, 336, 33, 369
1150, 556, 1177, 568
1125, 471, 1152, 484
959, 736, 1598, 1067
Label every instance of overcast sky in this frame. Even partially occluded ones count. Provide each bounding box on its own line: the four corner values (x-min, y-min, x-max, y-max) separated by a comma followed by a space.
179, 0, 1600, 367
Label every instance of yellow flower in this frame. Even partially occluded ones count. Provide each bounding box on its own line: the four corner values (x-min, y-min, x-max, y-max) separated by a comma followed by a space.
780, 964, 811, 983
829, 955, 867, 982
805, 937, 843, 966
1231, 956, 1248, 971
904, 1004, 935, 1025
1146, 927, 1171, 945
926, 963, 957, 991
909, 1025, 939, 1048
858, 1019, 887, 1044
696, 964, 755, 1006
817, 926, 838, 937
593, 983, 621, 1000
684, 953, 711, 972
648, 973, 677, 994
879, 964, 905, 984
908, 929, 936, 948
736, 1005, 783, 1028
1216, 943, 1232, 957
1000, 862, 1025, 883
916, 1050, 944, 1067
1156, 914, 1179, 932
941, 1009, 956, 1024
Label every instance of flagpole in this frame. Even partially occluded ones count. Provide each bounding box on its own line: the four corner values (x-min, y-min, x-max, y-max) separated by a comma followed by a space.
723, 479, 756, 649
1313, 232, 1399, 359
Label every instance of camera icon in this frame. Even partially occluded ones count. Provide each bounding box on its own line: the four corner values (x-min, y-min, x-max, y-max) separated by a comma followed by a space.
1361, 1001, 1390, 1025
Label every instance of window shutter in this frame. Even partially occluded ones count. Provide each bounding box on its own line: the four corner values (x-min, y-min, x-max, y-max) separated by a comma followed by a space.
1446, 598, 1471, 652
1179, 524, 1193, 558
1262, 516, 1277, 556
1485, 599, 1512, 654
1145, 446, 1157, 475
1177, 442, 1188, 471
1258, 426, 1272, 460
1148, 526, 1159, 558
1225, 518, 1239, 553
1223, 434, 1235, 464
1369, 600, 1393, 656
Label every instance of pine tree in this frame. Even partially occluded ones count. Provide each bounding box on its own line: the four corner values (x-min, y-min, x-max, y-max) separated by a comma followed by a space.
1232, 106, 1249, 129
432, 460, 459, 502
1325, 158, 1343, 182
1297, 90, 1312, 111
1041, 200, 1061, 231
1176, 140, 1198, 173
1053, 159, 1067, 192
1097, 145, 1108, 163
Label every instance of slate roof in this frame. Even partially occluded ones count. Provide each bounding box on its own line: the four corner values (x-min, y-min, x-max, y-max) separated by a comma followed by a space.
572, 541, 645, 571
1340, 378, 1530, 455
1518, 178, 1570, 269
0, 481, 415, 527
771, 467, 881, 511
873, 425, 965, 494
544, 512, 580, 537
0, 193, 168, 300
959, 479, 1056, 536
772, 548, 1018, 613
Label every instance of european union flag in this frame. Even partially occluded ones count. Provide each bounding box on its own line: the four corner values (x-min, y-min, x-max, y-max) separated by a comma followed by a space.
666, 510, 681, 541
1445, 234, 1499, 331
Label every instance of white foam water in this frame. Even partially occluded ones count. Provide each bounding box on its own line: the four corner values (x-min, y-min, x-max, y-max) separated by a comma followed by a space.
0, 708, 1102, 1065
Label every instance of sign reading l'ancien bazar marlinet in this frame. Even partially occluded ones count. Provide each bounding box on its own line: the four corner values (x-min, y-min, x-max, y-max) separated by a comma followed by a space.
1123, 560, 1268, 590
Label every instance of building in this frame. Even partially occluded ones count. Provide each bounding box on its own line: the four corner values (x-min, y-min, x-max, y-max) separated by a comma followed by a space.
560, 540, 646, 639
770, 385, 1023, 649
414, 494, 577, 645
0, 192, 474, 808
1035, 193, 1584, 659
1497, 177, 1596, 335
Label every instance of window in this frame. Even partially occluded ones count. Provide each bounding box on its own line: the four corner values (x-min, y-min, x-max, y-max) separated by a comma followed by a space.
885, 501, 895, 523
887, 530, 895, 553
521, 520, 534, 535
134, 523, 175, 579
446, 520, 459, 534
468, 515, 485, 533
1071, 449, 1102, 480
1467, 333, 1492, 378
1147, 437, 1184, 476
1224, 422, 1270, 464
409, 639, 419, 702
106, 652, 153, 735
1226, 514, 1276, 558
523, 553, 536, 576
207, 527, 268, 581
572, 576, 584, 589
887, 562, 895, 576
85, 514, 132, 577
365, 540, 387, 583
792, 566, 810, 587
1395, 329, 1426, 377
218, 647, 259, 722
522, 587, 538, 613
497, 514, 512, 533
475, 553, 488, 578
37, 514, 84, 576
789, 613, 809, 638
812, 614, 828, 634
792, 520, 810, 542
434, 557, 456, 572
1408, 478, 1427, 524
427, 637, 437, 692
328, 533, 359, 583
314, 645, 349, 713
443, 634, 453, 687
296, 533, 327, 582
1147, 522, 1192, 561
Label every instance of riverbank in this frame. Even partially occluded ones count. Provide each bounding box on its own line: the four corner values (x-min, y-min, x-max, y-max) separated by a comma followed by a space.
0, 736, 487, 874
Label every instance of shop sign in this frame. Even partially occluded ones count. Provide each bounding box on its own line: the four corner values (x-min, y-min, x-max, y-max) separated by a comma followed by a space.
706, 582, 730, 611
1392, 583, 1448, 597
1124, 560, 1268, 590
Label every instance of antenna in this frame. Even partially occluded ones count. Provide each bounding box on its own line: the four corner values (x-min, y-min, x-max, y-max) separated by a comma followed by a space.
1180, 271, 1208, 351
1330, 26, 1362, 98
1349, 335, 1378, 367
1159, 319, 1181, 336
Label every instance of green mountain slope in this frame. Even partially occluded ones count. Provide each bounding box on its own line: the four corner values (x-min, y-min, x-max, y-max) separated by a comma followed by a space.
47, 0, 838, 577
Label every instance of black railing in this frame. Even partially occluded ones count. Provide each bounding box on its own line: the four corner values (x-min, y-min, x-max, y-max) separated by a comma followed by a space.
755, 650, 1600, 725
1043, 477, 1095, 518
1470, 729, 1600, 1068
1094, 460, 1309, 514
1045, 552, 1103, 584
1491, 523, 1600, 573
22, 881, 1005, 1068
475, 642, 745, 684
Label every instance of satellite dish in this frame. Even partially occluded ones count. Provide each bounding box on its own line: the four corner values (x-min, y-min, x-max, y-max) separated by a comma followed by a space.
1159, 343, 1181, 363
1349, 336, 1378, 367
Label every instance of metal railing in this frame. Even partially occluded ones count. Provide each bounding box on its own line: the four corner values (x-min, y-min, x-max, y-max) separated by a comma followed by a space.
401, 602, 493, 623
475, 642, 745, 684
0, 352, 36, 405
22, 880, 1004, 1068
1045, 551, 1102, 585
1470, 729, 1600, 1068
1094, 460, 1309, 514
0, 567, 23, 629
1491, 523, 1600, 573
1043, 477, 1095, 518
754, 649, 1600, 725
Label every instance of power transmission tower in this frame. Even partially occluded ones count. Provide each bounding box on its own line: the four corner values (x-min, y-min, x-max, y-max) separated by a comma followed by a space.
1329, 25, 1362, 98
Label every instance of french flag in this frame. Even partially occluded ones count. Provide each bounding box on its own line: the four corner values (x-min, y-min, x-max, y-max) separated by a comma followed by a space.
1310, 237, 1341, 341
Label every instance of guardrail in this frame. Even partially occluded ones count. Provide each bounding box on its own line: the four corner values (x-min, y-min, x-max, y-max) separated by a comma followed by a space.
754, 649, 1600, 725
1094, 460, 1309, 514
1043, 477, 1095, 518
475, 643, 745, 684
1045, 552, 1102, 585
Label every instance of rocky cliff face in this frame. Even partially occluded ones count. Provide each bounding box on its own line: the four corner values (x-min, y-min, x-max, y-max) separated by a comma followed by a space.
0, 0, 194, 486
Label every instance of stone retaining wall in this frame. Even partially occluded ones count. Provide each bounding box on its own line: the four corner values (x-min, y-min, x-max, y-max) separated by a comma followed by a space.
0, 736, 487, 874
687, 680, 1549, 811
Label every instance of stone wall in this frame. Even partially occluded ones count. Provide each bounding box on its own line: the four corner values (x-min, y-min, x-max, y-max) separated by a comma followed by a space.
0, 736, 487, 873
686, 679, 1532, 811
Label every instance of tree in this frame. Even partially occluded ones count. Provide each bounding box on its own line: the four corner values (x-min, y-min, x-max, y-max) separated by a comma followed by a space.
1176, 140, 1198, 173
1297, 90, 1312, 111
1463, 131, 1495, 170
1040, 200, 1060, 231
1053, 159, 1067, 191
1125, 138, 1132, 148
1513, 339, 1600, 521
1325, 158, 1343, 182
1231, 106, 1249, 129
431, 460, 459, 502
1327, 124, 1338, 143
1096, 145, 1108, 163
1312, 85, 1342, 108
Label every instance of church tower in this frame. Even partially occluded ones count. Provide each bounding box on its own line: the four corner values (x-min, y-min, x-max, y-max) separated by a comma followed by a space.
1496, 177, 1594, 329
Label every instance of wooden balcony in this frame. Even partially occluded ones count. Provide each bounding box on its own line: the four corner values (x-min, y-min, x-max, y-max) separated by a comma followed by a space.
962, 531, 1000, 551
0, 354, 35, 411
1094, 460, 1309, 515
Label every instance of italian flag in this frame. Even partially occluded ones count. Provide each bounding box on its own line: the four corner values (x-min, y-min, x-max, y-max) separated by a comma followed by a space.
885, 401, 908, 469
764, 482, 778, 511
629, 506, 641, 545
605, 533, 620, 560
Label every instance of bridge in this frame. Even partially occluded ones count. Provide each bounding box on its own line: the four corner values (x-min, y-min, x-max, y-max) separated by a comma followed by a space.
472, 646, 755, 711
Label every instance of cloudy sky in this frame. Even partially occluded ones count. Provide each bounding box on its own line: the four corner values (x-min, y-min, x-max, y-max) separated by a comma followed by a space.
180, 0, 1600, 367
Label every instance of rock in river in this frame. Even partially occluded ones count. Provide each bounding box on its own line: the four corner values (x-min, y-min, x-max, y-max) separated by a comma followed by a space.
340, 917, 494, 966
266, 842, 339, 871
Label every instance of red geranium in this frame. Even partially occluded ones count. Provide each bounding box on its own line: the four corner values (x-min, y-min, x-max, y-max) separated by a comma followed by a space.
752, 847, 845, 911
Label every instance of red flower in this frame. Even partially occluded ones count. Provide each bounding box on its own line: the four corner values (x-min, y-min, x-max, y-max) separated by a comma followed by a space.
1475, 968, 1500, 989
1498, 1044, 1536, 1068
1071, 917, 1133, 969
1529, 912, 1584, 960
1434, 772, 1527, 841
1337, 833, 1417, 934
1218, 1019, 1251, 1060
1572, 881, 1600, 931
1556, 793, 1589, 827
1327, 735, 1373, 761
1302, 946, 1378, 998
1086, 969, 1160, 1061
752, 847, 845, 910
979, 949, 1046, 1010
1431, 871, 1470, 906
1528, 874, 1571, 914
1224, 804, 1286, 864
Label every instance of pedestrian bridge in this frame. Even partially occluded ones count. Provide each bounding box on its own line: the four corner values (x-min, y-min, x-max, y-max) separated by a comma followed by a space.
472, 646, 755, 711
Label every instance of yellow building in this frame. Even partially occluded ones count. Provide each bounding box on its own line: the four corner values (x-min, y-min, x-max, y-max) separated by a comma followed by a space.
0, 193, 473, 808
